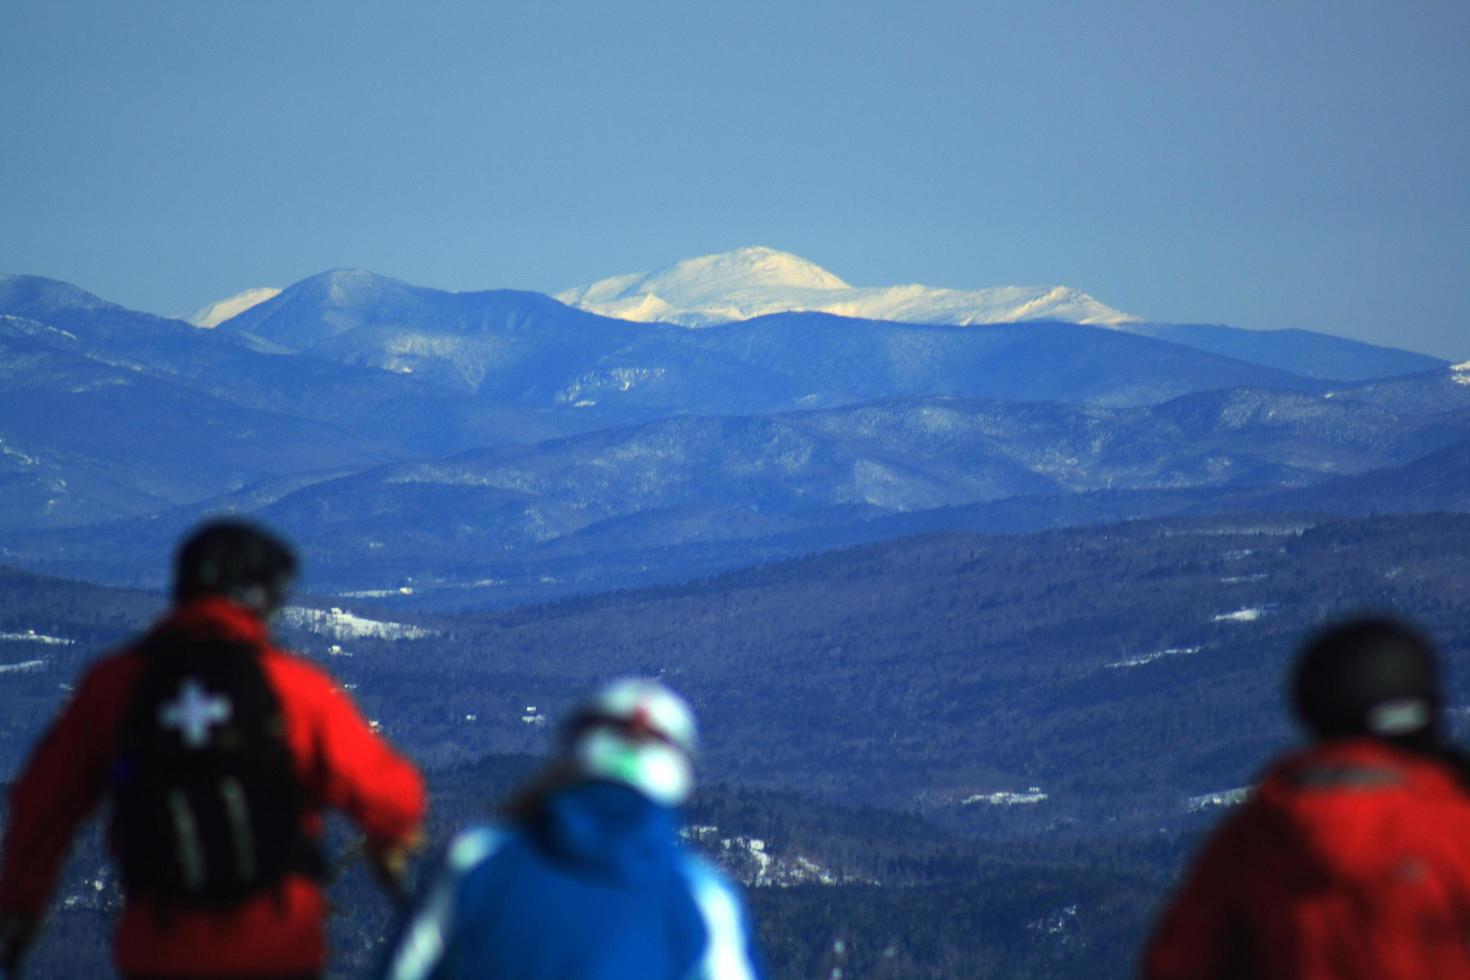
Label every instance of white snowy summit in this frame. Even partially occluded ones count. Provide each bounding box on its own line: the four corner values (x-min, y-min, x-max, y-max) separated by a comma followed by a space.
185, 287, 282, 328
557, 246, 1139, 328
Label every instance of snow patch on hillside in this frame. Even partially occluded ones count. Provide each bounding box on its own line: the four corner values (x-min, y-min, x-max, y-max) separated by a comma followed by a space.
0, 316, 82, 345
0, 438, 42, 468
682, 825, 859, 887
1452, 361, 1470, 386
0, 659, 47, 674
1219, 573, 1269, 584
338, 586, 417, 598
278, 606, 435, 641
1188, 787, 1251, 812
963, 787, 1048, 806
0, 629, 74, 646
186, 287, 282, 328
1029, 904, 1081, 939
558, 246, 1139, 328
555, 367, 666, 405
1107, 646, 1201, 669
1213, 607, 1269, 623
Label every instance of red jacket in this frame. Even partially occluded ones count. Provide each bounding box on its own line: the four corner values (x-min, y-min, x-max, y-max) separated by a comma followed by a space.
0, 597, 426, 977
1144, 738, 1470, 980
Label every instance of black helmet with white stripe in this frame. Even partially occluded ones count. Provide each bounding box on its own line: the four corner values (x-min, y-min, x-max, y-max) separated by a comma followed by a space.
1291, 616, 1443, 748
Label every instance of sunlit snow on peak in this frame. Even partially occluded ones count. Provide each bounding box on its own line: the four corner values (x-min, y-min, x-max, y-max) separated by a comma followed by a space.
185, 287, 282, 328
670, 246, 850, 291
1452, 361, 1470, 386
557, 246, 850, 326
587, 246, 849, 299
557, 246, 1139, 328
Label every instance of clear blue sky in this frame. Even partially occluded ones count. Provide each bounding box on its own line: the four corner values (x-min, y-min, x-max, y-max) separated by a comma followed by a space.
3, 1, 1466, 357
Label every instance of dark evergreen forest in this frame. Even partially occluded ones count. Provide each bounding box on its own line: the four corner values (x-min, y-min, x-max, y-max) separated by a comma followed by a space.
2, 511, 1468, 977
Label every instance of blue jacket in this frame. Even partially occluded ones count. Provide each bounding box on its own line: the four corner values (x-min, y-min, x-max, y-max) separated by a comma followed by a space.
381, 782, 766, 980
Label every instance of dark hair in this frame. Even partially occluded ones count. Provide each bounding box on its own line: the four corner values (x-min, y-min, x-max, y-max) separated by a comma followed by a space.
174, 519, 298, 615
499, 760, 581, 828
1291, 616, 1442, 749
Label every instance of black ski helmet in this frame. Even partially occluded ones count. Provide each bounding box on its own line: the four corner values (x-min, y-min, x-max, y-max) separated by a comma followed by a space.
1291, 616, 1442, 746
174, 518, 298, 616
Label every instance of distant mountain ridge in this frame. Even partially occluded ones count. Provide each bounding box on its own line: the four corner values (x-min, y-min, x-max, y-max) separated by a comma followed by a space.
1118, 322, 1446, 382
556, 246, 1140, 327
1325, 359, 1470, 413
203, 269, 1331, 411
183, 252, 1447, 383
0, 267, 1463, 600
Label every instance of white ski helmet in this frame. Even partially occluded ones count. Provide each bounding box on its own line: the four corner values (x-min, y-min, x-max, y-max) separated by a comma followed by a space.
563, 679, 699, 806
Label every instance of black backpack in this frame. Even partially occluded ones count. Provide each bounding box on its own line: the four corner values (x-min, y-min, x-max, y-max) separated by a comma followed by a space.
110, 630, 321, 906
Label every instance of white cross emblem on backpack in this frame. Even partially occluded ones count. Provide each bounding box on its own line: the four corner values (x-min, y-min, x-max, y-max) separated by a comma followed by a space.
159, 679, 233, 748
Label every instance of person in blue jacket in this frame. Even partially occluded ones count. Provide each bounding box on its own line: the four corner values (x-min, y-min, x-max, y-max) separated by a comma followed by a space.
381, 678, 767, 980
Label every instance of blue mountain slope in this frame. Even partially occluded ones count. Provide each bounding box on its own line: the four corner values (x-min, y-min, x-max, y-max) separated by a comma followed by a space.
8, 388, 1444, 599
0, 274, 251, 356
1251, 436, 1470, 515
0, 278, 606, 458
6, 378, 1469, 597
1117, 322, 1447, 381
842, 409, 1470, 545
702, 313, 1327, 407
218, 270, 677, 391
218, 271, 1332, 411
219, 271, 817, 414
0, 425, 172, 530
0, 327, 403, 530
1324, 364, 1470, 415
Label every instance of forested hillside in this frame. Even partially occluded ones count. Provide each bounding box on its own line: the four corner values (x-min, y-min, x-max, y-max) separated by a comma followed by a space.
3, 511, 1467, 976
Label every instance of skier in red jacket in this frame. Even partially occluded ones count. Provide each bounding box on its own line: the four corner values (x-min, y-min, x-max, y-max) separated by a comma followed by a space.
0, 520, 426, 979
1144, 617, 1470, 979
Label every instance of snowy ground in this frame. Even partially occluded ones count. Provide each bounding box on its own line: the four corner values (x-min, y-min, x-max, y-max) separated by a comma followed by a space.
0, 659, 46, 674
278, 606, 435, 642
1187, 787, 1251, 812
682, 824, 859, 887
962, 788, 1048, 806
1107, 646, 1202, 669
0, 629, 74, 645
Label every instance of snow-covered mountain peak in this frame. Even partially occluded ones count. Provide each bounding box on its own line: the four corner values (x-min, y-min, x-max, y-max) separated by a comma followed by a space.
307, 268, 405, 305
557, 247, 1139, 328
186, 287, 281, 328
1452, 361, 1470, 386
556, 247, 849, 327
662, 246, 851, 292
